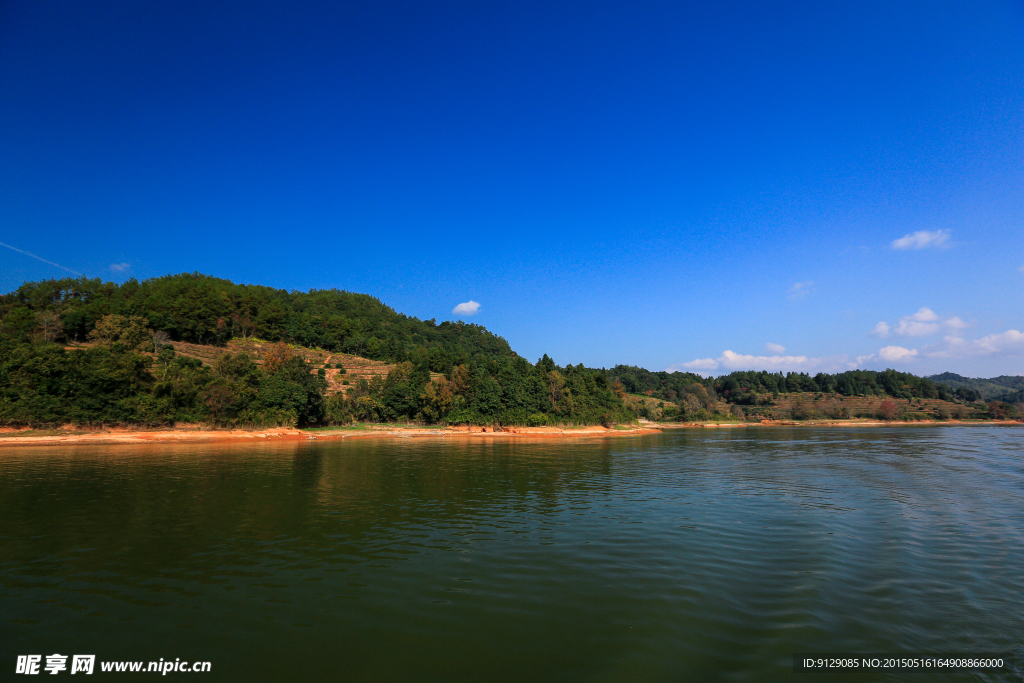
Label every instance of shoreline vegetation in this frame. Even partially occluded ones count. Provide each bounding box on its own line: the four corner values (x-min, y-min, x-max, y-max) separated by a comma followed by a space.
2, 273, 1022, 434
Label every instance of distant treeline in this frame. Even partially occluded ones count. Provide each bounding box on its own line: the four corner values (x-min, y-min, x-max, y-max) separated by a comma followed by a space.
607, 365, 958, 402
0, 274, 1015, 428
927, 373, 1024, 403
598, 365, 1022, 422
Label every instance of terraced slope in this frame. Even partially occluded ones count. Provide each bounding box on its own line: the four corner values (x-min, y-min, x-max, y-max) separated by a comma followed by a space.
170, 340, 439, 396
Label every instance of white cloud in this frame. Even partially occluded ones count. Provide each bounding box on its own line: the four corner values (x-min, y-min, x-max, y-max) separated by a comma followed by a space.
944, 316, 969, 330
765, 342, 786, 354
787, 281, 815, 301
673, 325, 1024, 377
891, 229, 950, 250
110, 262, 130, 272
719, 350, 813, 370
907, 307, 939, 322
971, 330, 1024, 355
855, 345, 919, 366
854, 328, 1024, 370
870, 307, 971, 338
451, 300, 480, 316
870, 322, 890, 338
668, 349, 851, 375
878, 345, 918, 362
923, 329, 1024, 359
928, 336, 967, 358
893, 320, 940, 337
672, 357, 720, 372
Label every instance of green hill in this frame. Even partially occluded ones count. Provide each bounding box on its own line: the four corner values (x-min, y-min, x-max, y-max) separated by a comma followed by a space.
0, 273, 511, 372
606, 366, 956, 402
0, 274, 1018, 428
927, 373, 1024, 402
0, 274, 630, 428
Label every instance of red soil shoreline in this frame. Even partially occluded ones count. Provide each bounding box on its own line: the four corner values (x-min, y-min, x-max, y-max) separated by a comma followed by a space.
0, 425, 661, 448
0, 420, 1017, 448
660, 419, 1021, 428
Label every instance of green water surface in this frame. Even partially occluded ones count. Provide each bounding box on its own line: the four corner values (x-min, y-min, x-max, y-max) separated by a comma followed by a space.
1, 427, 1021, 681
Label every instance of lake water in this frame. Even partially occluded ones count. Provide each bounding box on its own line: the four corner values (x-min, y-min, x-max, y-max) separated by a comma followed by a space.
1, 427, 1021, 681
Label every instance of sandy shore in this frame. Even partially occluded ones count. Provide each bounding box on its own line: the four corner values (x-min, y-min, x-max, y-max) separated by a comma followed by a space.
0, 424, 660, 448
0, 420, 1016, 448
660, 419, 1021, 428
0, 427, 313, 448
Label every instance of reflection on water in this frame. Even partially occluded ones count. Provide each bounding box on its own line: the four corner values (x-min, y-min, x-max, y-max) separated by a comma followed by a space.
1, 428, 1021, 681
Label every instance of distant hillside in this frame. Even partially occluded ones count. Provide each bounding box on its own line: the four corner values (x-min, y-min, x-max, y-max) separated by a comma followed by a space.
609, 366, 958, 403
927, 373, 1024, 402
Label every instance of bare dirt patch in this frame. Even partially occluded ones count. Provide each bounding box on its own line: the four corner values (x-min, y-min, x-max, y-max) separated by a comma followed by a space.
167, 340, 443, 396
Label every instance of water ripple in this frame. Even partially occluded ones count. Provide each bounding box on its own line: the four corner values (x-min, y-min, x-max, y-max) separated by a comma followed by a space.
1, 427, 1021, 681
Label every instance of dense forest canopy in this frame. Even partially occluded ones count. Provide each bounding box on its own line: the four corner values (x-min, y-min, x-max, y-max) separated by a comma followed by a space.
0, 273, 510, 371
0, 274, 1017, 428
0, 274, 630, 427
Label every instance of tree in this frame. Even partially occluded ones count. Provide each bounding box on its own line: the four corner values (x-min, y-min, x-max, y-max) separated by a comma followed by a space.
154, 346, 176, 381
230, 313, 256, 339
987, 401, 1011, 420
791, 396, 808, 420
36, 310, 63, 343
0, 307, 37, 343
88, 314, 152, 352
201, 383, 237, 421
877, 400, 898, 420
449, 364, 471, 395
262, 342, 293, 374
472, 375, 503, 417
380, 361, 429, 420
421, 377, 455, 422
611, 379, 626, 400
546, 370, 566, 408
251, 355, 327, 425
151, 330, 171, 351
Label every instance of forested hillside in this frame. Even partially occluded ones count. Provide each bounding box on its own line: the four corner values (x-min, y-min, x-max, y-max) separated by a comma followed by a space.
612, 366, 956, 401
0, 274, 632, 427
599, 365, 1018, 422
927, 373, 1024, 403
0, 274, 1017, 428
0, 273, 510, 370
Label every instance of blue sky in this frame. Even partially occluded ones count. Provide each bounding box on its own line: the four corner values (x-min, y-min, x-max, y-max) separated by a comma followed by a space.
1, 0, 1022, 377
